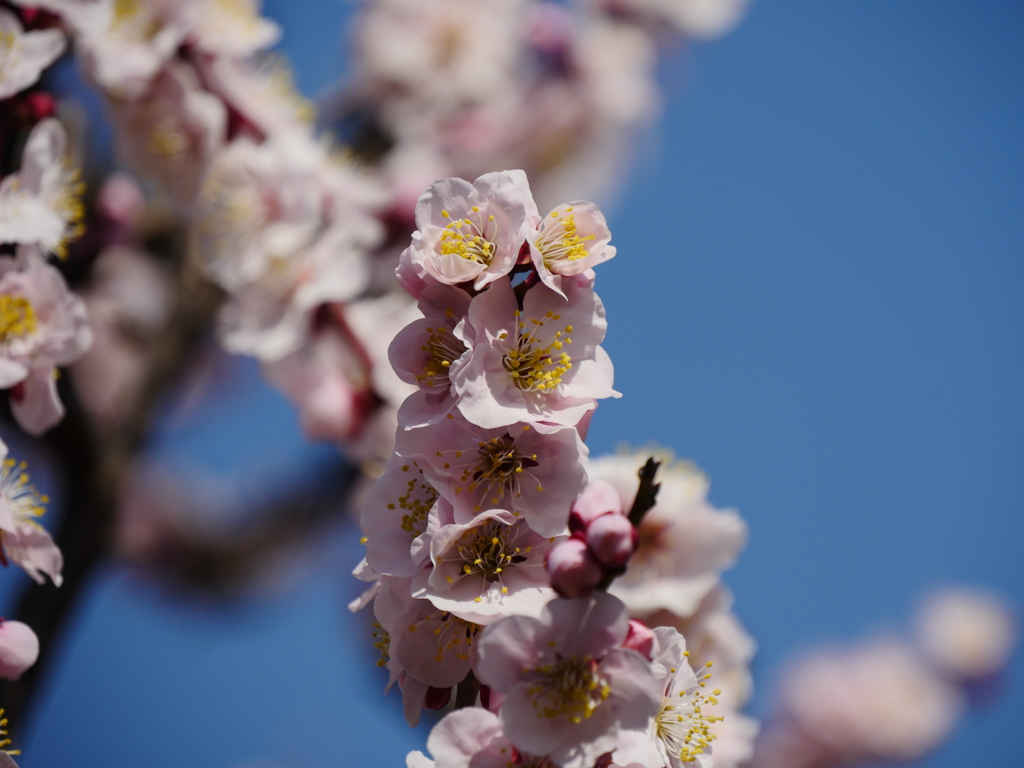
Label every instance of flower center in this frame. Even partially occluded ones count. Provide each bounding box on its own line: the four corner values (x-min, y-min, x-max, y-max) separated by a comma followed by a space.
454, 518, 531, 584
450, 433, 542, 510
408, 611, 482, 664
0, 297, 37, 344
437, 208, 497, 265
371, 622, 390, 668
535, 207, 593, 267
501, 311, 572, 392
655, 664, 722, 764
418, 320, 466, 388
388, 463, 437, 534
112, 0, 161, 41
526, 656, 610, 724
0, 456, 48, 524
51, 163, 86, 259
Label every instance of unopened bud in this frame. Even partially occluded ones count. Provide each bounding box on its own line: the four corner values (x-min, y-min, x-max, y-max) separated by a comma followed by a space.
0, 620, 39, 681
547, 539, 602, 598
586, 512, 637, 568
571, 480, 623, 528
624, 619, 655, 659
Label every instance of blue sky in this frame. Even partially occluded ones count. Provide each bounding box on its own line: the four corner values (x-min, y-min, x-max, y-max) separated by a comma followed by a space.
10, 1, 1024, 766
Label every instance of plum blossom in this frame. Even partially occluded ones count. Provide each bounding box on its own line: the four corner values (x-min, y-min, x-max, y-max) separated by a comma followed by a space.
0, 619, 38, 680
395, 413, 586, 536
397, 170, 537, 292
614, 627, 720, 768
408, 708, 557, 768
389, 284, 471, 398
0, 118, 85, 258
176, 0, 280, 58
583, 0, 752, 39
0, 248, 92, 435
474, 593, 661, 768
0, 439, 62, 585
109, 61, 227, 208
588, 449, 746, 617
412, 506, 558, 623
0, 9, 66, 100
756, 639, 963, 768
914, 587, 1017, 683
451, 276, 617, 430
530, 201, 615, 296
359, 458, 440, 579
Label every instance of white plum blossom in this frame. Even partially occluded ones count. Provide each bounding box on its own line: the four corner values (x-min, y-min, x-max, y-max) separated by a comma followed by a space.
108, 61, 227, 208
412, 507, 559, 623
408, 708, 555, 768
0, 9, 66, 100
395, 413, 587, 537
0, 438, 62, 585
588, 449, 747, 617
398, 170, 537, 292
614, 627, 719, 768
582, 0, 752, 39
0, 118, 85, 258
450, 276, 617, 430
176, 0, 280, 58
0, 248, 92, 435
474, 593, 661, 768
914, 587, 1017, 682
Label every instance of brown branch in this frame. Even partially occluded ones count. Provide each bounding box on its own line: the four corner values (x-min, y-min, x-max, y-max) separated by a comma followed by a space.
0, 251, 223, 735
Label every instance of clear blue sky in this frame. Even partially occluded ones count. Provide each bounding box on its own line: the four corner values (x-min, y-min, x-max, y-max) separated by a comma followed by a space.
10, 1, 1024, 766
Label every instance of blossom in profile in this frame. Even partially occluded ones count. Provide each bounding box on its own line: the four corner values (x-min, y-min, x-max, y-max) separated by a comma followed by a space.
614, 627, 721, 768
530, 201, 615, 296
0, 439, 62, 585
389, 284, 471, 398
451, 276, 617, 430
0, 248, 92, 435
398, 170, 537, 292
914, 586, 1017, 683
408, 707, 539, 768
588, 449, 746, 618
0, 9, 66, 100
0, 619, 39, 681
0, 119, 85, 259
475, 593, 661, 768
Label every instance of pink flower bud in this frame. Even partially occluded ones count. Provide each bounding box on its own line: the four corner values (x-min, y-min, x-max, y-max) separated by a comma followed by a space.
586, 512, 637, 568
0, 620, 39, 680
571, 480, 623, 529
97, 173, 146, 231
547, 539, 602, 598
424, 686, 452, 710
623, 619, 655, 660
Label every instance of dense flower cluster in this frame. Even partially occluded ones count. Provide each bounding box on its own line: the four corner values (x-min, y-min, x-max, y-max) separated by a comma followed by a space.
351, 170, 759, 768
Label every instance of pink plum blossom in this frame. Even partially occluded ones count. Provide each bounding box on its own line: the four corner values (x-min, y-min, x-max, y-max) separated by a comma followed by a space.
395, 413, 586, 537
397, 170, 537, 292
614, 627, 718, 768
412, 507, 558, 623
0, 9, 66, 100
0, 118, 85, 258
408, 708, 555, 768
109, 61, 227, 208
389, 284, 471, 398
474, 593, 661, 768
589, 449, 746, 618
0, 439, 62, 585
450, 276, 617, 430
0, 248, 92, 435
530, 201, 615, 296
0, 619, 39, 680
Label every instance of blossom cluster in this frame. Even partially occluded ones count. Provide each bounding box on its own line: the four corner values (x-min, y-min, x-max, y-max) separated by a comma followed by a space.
349, 169, 759, 768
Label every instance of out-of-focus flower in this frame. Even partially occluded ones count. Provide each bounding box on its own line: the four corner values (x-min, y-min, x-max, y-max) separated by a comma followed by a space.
109, 61, 227, 208
0, 9, 66, 100
176, 0, 280, 58
0, 118, 85, 258
914, 587, 1017, 683
0, 439, 62, 585
0, 620, 39, 680
589, 449, 746, 618
583, 0, 752, 39
756, 639, 963, 768
0, 247, 92, 435
475, 593, 661, 768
